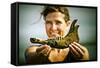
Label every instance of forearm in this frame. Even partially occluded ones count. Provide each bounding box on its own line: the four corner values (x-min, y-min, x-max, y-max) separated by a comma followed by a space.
25, 46, 49, 64
26, 53, 39, 64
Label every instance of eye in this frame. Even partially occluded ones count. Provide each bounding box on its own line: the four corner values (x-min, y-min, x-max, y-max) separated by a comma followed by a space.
45, 21, 52, 24
56, 21, 62, 25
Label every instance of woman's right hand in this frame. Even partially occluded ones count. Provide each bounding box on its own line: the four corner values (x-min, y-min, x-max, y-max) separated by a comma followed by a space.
36, 45, 51, 56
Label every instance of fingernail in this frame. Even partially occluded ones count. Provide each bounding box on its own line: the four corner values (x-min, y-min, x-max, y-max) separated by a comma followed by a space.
71, 43, 73, 45
73, 42, 76, 43
69, 45, 71, 47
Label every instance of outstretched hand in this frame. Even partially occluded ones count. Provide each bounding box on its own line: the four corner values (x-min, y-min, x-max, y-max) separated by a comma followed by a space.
36, 45, 51, 56
69, 42, 89, 60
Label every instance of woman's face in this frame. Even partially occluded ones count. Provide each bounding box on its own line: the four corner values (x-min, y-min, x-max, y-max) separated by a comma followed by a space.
45, 12, 69, 39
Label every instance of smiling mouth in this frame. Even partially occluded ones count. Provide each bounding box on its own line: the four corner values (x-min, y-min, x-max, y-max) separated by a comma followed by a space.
49, 33, 60, 39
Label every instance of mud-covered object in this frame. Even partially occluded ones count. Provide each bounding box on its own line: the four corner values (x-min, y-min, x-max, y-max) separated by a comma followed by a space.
30, 19, 79, 49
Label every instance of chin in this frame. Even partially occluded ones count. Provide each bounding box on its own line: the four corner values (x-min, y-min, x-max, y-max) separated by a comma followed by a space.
48, 35, 60, 39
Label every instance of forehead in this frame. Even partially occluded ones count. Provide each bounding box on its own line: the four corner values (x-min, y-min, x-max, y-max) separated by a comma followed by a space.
45, 12, 65, 21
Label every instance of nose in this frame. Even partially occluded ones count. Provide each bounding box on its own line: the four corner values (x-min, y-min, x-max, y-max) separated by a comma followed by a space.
51, 24, 57, 31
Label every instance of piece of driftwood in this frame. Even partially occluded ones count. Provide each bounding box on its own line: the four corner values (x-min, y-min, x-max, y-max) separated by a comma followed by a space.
30, 19, 79, 49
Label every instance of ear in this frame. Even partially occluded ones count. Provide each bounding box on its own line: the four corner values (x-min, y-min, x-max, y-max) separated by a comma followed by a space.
66, 20, 71, 27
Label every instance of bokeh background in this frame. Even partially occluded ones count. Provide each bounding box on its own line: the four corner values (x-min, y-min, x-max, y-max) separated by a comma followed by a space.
19, 4, 97, 64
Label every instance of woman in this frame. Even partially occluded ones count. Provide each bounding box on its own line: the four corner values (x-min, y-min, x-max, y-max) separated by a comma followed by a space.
25, 6, 89, 64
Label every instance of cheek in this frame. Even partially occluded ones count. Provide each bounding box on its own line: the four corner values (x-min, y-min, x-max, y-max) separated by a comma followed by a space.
45, 24, 50, 33
59, 28, 65, 33
58, 25, 67, 34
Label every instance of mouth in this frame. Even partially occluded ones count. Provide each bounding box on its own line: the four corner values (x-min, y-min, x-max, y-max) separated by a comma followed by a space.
49, 32, 60, 39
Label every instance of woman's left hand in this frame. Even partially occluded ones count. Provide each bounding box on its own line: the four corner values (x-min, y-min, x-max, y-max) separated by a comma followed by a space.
69, 42, 89, 60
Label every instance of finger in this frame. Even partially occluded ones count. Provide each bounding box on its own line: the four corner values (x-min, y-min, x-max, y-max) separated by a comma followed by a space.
70, 49, 78, 58
36, 45, 48, 53
39, 49, 48, 56
73, 42, 85, 52
39, 45, 51, 56
71, 43, 84, 56
42, 45, 51, 54
69, 44, 80, 57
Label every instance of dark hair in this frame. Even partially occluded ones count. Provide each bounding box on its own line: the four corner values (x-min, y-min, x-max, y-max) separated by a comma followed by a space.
41, 6, 70, 22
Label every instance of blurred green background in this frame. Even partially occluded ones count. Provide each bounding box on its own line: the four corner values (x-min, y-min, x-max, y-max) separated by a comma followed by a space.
19, 4, 97, 64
